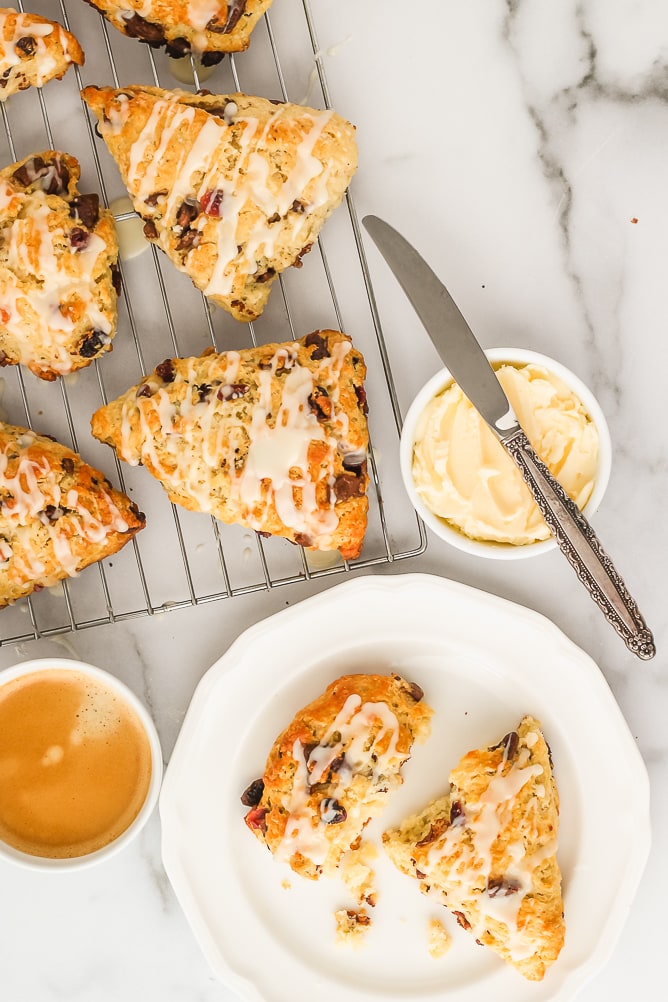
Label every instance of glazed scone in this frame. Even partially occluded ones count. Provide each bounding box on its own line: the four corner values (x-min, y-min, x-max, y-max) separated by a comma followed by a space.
82, 1, 272, 60
241, 673, 433, 879
0, 422, 145, 606
0, 151, 120, 381
382, 716, 565, 981
0, 8, 84, 100
90, 331, 370, 559
81, 85, 357, 321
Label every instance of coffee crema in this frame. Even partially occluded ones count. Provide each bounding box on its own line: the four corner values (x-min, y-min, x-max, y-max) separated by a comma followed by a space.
0, 668, 152, 859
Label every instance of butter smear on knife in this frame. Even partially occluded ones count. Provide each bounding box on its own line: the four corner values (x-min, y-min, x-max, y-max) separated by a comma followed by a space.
411, 363, 599, 545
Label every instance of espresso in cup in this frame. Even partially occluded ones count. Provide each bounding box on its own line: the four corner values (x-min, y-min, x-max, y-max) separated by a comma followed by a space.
0, 664, 155, 861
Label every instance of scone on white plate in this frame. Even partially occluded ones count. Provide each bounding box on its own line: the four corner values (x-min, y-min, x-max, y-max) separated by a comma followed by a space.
383, 716, 565, 981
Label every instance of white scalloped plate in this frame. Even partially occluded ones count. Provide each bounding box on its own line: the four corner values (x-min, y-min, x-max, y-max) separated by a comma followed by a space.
159, 573, 650, 1002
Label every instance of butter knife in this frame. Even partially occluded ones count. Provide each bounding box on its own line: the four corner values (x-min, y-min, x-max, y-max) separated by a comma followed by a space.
363, 214, 655, 660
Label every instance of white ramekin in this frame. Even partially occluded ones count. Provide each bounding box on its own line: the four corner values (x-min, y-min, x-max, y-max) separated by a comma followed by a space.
400, 348, 612, 559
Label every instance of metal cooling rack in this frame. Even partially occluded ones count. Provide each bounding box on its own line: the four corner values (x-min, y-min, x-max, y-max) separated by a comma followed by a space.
0, 0, 426, 645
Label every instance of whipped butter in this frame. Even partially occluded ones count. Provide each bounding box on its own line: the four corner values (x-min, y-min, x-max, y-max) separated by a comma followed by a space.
411, 363, 600, 545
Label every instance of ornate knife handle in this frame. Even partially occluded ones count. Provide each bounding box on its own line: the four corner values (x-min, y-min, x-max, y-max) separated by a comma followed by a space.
503, 429, 655, 660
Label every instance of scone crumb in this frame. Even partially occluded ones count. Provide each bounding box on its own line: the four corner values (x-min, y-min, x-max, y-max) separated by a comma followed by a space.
427, 917, 452, 958
334, 908, 372, 947
281, 879, 291, 890
340, 840, 378, 906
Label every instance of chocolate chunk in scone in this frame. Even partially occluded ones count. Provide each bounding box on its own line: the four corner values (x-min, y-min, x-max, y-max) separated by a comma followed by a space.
0, 151, 120, 380
81, 1, 272, 61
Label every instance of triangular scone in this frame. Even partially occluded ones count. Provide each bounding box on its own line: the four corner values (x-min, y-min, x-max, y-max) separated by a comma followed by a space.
90, 330, 369, 559
81, 85, 357, 321
0, 422, 145, 606
241, 673, 433, 879
0, 151, 120, 380
0, 8, 83, 101
382, 716, 565, 981
82, 1, 272, 60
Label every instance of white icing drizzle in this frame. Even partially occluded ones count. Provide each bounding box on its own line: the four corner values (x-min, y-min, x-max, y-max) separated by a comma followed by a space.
0, 12, 75, 86
275, 693, 401, 866
0, 180, 112, 375
422, 741, 553, 963
117, 339, 354, 547
116, 92, 336, 298
0, 437, 130, 582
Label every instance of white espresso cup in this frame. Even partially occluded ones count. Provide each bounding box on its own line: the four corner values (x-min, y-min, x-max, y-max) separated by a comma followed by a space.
0, 657, 163, 870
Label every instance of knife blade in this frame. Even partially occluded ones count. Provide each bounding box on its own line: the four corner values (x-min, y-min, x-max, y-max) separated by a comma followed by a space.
363, 214, 655, 660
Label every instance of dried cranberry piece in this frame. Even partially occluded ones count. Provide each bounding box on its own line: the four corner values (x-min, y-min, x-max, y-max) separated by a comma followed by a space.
165, 36, 190, 58
245, 807, 268, 833
492, 731, 519, 761
62, 457, 75, 476
304, 332, 329, 360
487, 876, 521, 898
354, 385, 369, 415
240, 778, 264, 807
217, 383, 248, 401
293, 532, 312, 548
70, 193, 100, 229
136, 384, 153, 399
144, 190, 167, 207
453, 911, 471, 931
194, 383, 212, 403
143, 219, 158, 240
200, 189, 225, 216
69, 227, 89, 251
155, 359, 175, 383
255, 267, 276, 284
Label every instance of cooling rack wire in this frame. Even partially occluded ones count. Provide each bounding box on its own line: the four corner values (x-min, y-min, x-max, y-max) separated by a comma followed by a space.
0, 0, 426, 646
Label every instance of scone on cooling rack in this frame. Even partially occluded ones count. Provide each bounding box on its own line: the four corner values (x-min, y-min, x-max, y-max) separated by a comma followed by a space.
0, 421, 145, 606
241, 673, 433, 879
0, 7, 84, 100
82, 1, 272, 61
81, 85, 357, 321
90, 330, 370, 560
0, 151, 120, 381
382, 715, 565, 981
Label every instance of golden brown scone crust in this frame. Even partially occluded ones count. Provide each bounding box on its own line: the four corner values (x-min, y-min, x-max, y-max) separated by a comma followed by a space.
81, 85, 357, 321
382, 716, 565, 981
0, 151, 120, 381
90, 330, 370, 559
82, 1, 271, 58
0, 422, 145, 606
242, 673, 433, 879
0, 8, 83, 100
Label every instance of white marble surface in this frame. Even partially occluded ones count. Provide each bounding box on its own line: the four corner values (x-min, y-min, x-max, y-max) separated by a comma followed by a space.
1, 1, 666, 1000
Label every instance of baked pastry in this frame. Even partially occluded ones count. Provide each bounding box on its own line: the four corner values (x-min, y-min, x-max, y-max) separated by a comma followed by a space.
90, 330, 370, 559
0, 8, 84, 100
0, 421, 145, 606
81, 85, 357, 321
0, 151, 120, 381
241, 673, 433, 879
82, 1, 272, 60
382, 716, 565, 981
